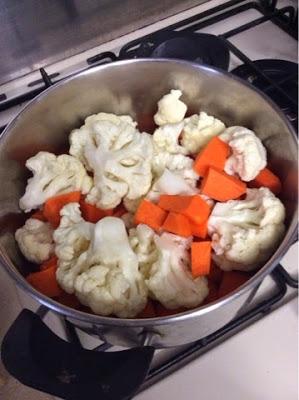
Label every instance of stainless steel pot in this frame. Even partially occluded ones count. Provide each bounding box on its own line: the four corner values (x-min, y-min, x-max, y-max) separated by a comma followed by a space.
0, 60, 297, 351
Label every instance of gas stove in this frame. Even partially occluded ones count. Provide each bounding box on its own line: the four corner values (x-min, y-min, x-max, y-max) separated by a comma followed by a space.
0, 1, 298, 399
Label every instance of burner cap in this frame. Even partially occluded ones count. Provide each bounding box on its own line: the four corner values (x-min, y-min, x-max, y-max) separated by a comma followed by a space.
119, 32, 230, 70
232, 59, 298, 123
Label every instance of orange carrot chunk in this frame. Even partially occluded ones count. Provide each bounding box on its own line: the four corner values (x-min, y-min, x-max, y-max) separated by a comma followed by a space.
44, 191, 81, 228
113, 204, 127, 218
162, 212, 192, 237
190, 219, 208, 239
193, 136, 230, 176
201, 167, 246, 201
158, 195, 210, 225
134, 199, 167, 231
80, 199, 113, 223
31, 210, 47, 222
26, 266, 62, 298
218, 271, 250, 298
40, 255, 58, 271
137, 301, 157, 318
191, 241, 212, 277
248, 167, 282, 195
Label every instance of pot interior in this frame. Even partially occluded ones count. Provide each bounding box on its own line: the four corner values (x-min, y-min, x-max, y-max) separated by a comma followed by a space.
0, 59, 297, 309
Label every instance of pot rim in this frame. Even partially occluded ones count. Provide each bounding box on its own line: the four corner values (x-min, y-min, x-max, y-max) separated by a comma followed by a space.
0, 58, 297, 327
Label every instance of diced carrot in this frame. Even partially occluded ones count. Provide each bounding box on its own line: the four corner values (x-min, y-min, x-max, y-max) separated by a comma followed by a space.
158, 195, 210, 225
43, 191, 81, 228
162, 212, 192, 237
201, 167, 246, 201
113, 204, 127, 218
202, 280, 219, 305
193, 137, 231, 176
56, 292, 81, 309
31, 209, 47, 222
191, 241, 212, 277
26, 266, 62, 298
207, 262, 223, 285
218, 271, 250, 298
248, 167, 282, 195
40, 255, 58, 271
137, 301, 157, 318
190, 220, 208, 239
155, 303, 187, 317
80, 199, 113, 223
134, 199, 167, 231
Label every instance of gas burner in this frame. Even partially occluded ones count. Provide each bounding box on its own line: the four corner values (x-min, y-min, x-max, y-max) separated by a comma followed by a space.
119, 32, 230, 70
232, 60, 298, 124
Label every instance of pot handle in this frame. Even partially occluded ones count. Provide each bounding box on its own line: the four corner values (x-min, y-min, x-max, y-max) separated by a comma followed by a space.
1, 309, 155, 400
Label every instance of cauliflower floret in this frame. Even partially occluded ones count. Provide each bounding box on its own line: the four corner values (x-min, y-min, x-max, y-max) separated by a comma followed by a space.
75, 116, 153, 209
147, 168, 197, 203
69, 112, 137, 168
152, 152, 199, 187
72, 217, 147, 318
54, 203, 94, 293
153, 122, 187, 155
146, 233, 209, 309
220, 126, 267, 181
208, 188, 285, 271
19, 152, 93, 212
129, 224, 158, 277
15, 218, 54, 263
154, 89, 187, 126
182, 112, 225, 153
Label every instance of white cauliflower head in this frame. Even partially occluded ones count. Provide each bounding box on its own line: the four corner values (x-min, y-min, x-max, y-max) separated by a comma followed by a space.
69, 112, 137, 168
208, 188, 285, 272
152, 122, 187, 155
146, 168, 197, 203
15, 218, 54, 263
220, 126, 267, 181
154, 89, 187, 126
182, 112, 225, 153
146, 233, 209, 309
129, 224, 158, 277
152, 152, 199, 187
73, 217, 147, 318
54, 203, 95, 293
79, 117, 153, 209
19, 152, 93, 212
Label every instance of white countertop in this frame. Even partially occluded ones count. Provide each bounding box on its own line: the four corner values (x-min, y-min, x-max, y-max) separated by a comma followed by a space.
136, 298, 298, 400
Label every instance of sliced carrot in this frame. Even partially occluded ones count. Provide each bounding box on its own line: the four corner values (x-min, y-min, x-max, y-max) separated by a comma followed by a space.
155, 303, 187, 317
191, 241, 211, 277
193, 136, 230, 176
31, 209, 47, 222
137, 301, 157, 318
56, 292, 81, 309
207, 262, 223, 285
190, 220, 208, 239
162, 212, 192, 237
134, 199, 167, 231
43, 191, 81, 228
248, 167, 282, 195
113, 204, 127, 218
201, 167, 246, 201
202, 280, 219, 305
80, 199, 113, 223
40, 255, 58, 271
26, 266, 62, 298
158, 195, 210, 225
218, 271, 250, 298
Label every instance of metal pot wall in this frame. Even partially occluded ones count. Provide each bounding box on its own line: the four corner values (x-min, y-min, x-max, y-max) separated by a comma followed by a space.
0, 59, 297, 399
